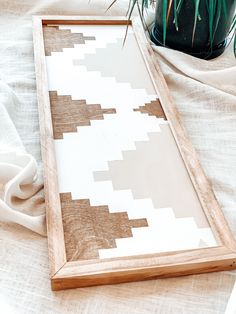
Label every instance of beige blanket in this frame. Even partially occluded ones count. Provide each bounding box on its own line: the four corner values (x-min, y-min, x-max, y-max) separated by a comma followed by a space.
0, 1, 235, 313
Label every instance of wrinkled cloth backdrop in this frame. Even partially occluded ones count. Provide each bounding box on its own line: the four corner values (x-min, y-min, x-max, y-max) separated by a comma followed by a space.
0, 1, 236, 313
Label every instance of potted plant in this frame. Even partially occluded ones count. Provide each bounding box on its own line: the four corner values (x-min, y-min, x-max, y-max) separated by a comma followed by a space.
110, 0, 236, 59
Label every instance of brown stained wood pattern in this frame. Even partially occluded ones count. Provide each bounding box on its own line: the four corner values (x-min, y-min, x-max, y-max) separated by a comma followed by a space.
134, 99, 167, 120
43, 26, 95, 56
60, 193, 148, 261
49, 91, 116, 139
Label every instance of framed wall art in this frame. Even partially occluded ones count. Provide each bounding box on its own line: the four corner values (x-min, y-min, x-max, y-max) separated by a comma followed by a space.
33, 15, 236, 291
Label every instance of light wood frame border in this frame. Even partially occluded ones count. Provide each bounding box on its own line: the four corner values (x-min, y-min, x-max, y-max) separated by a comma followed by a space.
33, 15, 236, 291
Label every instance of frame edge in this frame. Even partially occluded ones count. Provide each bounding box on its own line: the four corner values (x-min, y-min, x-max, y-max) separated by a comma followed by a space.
32, 15, 67, 277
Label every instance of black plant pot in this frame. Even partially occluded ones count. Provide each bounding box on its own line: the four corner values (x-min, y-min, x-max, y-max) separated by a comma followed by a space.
150, 0, 236, 59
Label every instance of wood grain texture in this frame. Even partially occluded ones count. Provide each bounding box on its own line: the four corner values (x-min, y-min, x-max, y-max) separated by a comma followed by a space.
32, 16, 67, 276
133, 98, 167, 120
43, 26, 95, 56
49, 91, 116, 139
51, 246, 236, 290
40, 16, 132, 25
61, 193, 148, 261
33, 15, 236, 291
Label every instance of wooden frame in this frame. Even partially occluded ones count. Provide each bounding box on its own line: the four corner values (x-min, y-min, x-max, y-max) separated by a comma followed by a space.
33, 15, 236, 291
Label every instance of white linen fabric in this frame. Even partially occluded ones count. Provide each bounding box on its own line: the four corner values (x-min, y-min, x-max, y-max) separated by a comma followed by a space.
0, 1, 235, 313
225, 281, 236, 314
0, 151, 46, 235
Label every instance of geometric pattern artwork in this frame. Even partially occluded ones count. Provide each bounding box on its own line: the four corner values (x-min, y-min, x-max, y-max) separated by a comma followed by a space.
93, 124, 209, 229
60, 193, 148, 261
73, 36, 155, 93
49, 91, 116, 139
44, 24, 217, 262
43, 26, 95, 56
133, 99, 167, 120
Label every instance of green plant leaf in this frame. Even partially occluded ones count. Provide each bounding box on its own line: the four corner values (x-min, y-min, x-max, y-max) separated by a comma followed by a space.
229, 14, 236, 33
176, 0, 184, 14
106, 0, 236, 57
208, 0, 214, 50
105, 0, 118, 12
192, 0, 200, 46
173, 0, 184, 30
173, 0, 178, 31
162, 0, 168, 45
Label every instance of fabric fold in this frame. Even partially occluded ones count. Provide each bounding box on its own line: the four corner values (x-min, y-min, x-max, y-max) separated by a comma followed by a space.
0, 151, 46, 236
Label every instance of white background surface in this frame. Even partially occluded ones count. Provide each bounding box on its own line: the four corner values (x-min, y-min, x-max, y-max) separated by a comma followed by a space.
0, 0, 236, 313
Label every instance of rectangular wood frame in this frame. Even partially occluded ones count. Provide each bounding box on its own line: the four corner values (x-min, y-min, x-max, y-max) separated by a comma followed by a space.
33, 15, 236, 291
